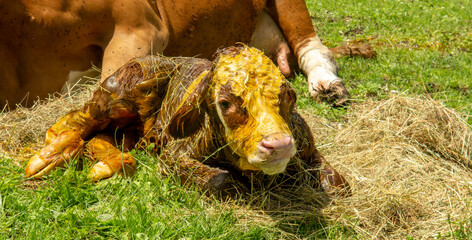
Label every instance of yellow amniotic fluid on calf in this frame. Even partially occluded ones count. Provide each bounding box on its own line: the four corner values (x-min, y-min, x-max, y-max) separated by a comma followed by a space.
211, 47, 293, 170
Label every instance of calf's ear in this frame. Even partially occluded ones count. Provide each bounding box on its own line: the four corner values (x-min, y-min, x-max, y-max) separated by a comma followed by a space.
167, 72, 211, 138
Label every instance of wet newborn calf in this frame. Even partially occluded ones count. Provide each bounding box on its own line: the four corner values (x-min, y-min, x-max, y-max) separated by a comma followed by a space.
25, 46, 349, 195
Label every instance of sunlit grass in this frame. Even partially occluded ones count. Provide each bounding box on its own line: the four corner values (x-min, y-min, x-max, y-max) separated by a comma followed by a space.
0, 152, 279, 239
292, 0, 472, 124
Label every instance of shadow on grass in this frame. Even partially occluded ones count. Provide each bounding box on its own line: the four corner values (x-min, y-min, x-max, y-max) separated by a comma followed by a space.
202, 162, 353, 239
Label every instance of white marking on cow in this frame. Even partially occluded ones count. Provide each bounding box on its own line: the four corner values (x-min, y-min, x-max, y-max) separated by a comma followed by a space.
61, 68, 99, 94
249, 11, 286, 60
297, 36, 340, 96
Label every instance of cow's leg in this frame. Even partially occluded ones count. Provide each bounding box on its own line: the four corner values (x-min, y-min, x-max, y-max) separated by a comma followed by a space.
266, 0, 349, 106
61, 68, 100, 94
26, 55, 178, 179
290, 112, 350, 196
297, 36, 350, 106
86, 133, 137, 181
249, 11, 298, 77
314, 151, 351, 195
100, 20, 169, 80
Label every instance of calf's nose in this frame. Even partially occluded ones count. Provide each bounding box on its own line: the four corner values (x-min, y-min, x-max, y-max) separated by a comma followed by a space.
258, 133, 294, 155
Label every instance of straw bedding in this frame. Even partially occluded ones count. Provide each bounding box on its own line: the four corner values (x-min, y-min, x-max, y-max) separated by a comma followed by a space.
1, 88, 471, 238
317, 96, 472, 238
0, 85, 95, 162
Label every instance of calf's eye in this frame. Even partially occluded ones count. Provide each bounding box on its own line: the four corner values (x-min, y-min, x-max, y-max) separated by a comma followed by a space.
219, 100, 231, 110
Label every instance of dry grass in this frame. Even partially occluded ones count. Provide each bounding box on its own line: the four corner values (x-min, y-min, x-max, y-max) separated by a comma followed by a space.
1, 89, 471, 239
318, 95, 472, 238
0, 83, 96, 163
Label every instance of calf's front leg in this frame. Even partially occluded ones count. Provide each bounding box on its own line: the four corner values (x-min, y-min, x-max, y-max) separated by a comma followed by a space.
160, 144, 230, 192
25, 131, 84, 179
86, 133, 137, 181
26, 56, 174, 179
25, 108, 106, 179
178, 156, 230, 192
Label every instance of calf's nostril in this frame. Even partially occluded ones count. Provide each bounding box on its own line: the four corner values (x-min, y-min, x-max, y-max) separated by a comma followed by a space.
259, 134, 293, 153
258, 141, 274, 155
261, 140, 276, 150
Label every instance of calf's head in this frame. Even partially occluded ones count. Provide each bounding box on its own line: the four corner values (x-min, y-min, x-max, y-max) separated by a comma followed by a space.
168, 47, 298, 175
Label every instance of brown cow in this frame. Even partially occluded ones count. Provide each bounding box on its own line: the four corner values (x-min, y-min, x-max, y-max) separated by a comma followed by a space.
25, 46, 350, 195
1, 0, 348, 108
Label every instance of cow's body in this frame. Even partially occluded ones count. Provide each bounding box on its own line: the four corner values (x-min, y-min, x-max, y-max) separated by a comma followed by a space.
1, 0, 347, 108
25, 46, 349, 195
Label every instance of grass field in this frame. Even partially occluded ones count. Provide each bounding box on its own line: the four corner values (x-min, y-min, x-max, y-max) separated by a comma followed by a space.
302, 0, 472, 123
1, 0, 472, 239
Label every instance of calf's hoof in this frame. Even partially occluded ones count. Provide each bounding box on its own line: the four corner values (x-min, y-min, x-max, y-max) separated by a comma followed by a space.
313, 81, 350, 107
25, 131, 84, 179
202, 169, 231, 192
180, 165, 231, 193
320, 165, 351, 197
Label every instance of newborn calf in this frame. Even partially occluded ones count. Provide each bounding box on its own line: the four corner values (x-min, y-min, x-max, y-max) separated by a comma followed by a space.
25, 46, 349, 194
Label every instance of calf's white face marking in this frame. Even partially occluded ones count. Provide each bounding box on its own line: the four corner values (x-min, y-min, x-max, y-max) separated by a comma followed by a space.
211, 47, 296, 175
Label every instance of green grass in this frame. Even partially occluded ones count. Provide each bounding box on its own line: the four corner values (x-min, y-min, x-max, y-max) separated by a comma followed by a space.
2, 0, 472, 238
303, 0, 472, 124
308, 0, 472, 52
1, 152, 281, 239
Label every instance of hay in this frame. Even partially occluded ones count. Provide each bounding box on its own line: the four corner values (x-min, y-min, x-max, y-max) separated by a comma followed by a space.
0, 83, 96, 163
1, 90, 472, 239
320, 95, 472, 238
